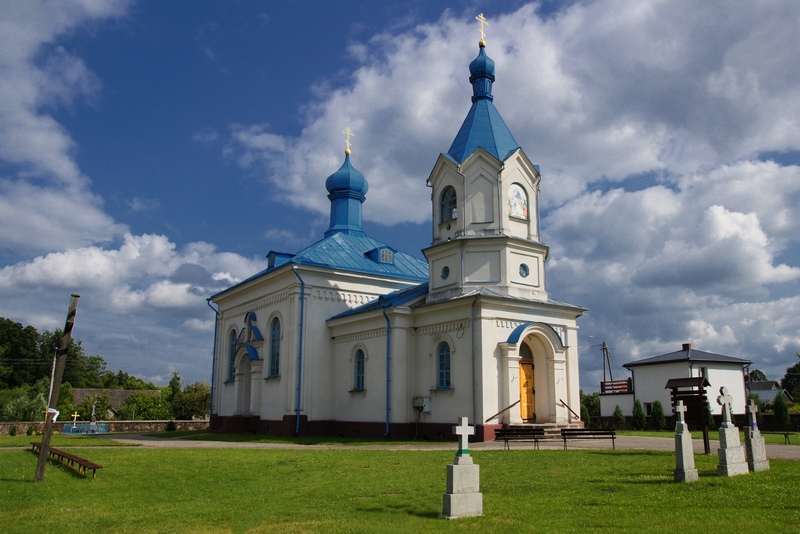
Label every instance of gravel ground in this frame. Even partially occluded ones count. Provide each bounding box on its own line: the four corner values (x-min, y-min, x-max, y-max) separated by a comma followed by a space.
107, 433, 800, 460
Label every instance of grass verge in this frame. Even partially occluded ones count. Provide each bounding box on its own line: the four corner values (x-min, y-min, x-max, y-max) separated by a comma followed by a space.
1, 446, 798, 532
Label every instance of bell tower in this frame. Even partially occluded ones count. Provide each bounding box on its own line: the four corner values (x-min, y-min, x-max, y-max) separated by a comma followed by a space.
424, 24, 548, 303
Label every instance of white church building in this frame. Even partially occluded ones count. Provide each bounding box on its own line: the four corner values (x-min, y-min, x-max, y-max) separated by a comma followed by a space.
208, 36, 586, 441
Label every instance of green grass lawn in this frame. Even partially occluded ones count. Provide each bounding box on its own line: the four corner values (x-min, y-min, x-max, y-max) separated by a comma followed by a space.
1, 440, 798, 533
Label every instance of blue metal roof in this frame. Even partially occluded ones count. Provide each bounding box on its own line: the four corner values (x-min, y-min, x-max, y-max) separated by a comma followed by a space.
328, 282, 429, 321
447, 44, 520, 164
292, 232, 428, 281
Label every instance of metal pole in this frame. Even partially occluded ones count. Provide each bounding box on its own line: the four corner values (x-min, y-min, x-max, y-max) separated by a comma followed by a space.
34, 294, 80, 482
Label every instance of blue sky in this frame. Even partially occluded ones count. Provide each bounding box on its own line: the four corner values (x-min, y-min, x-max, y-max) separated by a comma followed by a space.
1, 0, 799, 391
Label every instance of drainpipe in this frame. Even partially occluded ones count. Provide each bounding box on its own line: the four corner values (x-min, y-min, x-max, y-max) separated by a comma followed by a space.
206, 298, 219, 419
382, 306, 392, 437
291, 264, 306, 435
471, 296, 478, 428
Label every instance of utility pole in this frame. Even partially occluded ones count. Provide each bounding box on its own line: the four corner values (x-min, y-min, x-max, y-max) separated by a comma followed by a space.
34, 294, 80, 482
602, 341, 614, 383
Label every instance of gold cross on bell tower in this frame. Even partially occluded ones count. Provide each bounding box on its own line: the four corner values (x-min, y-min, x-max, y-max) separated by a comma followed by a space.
475, 13, 489, 46
343, 127, 354, 155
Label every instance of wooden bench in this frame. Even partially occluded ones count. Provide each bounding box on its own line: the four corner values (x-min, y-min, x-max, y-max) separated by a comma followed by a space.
561, 428, 616, 450
31, 442, 103, 478
761, 429, 792, 445
494, 427, 546, 450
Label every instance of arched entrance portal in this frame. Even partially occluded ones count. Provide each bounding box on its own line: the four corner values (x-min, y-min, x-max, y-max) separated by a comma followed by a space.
235, 355, 252, 416
519, 342, 535, 422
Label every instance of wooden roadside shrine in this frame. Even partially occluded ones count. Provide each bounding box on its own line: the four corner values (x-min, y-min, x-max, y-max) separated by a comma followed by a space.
666, 377, 712, 454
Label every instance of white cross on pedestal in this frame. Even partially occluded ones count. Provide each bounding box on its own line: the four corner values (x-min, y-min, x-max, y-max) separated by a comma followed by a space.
453, 417, 474, 456
747, 399, 759, 428
674, 400, 688, 425
717, 386, 733, 425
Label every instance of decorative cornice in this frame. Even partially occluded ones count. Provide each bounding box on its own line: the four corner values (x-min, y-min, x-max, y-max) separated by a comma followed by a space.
415, 320, 471, 336
314, 289, 376, 307
219, 290, 292, 320
334, 328, 386, 344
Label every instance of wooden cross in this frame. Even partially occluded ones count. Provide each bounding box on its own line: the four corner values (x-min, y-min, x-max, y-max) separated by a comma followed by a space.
475, 13, 489, 45
747, 399, 759, 428
342, 127, 354, 155
453, 416, 474, 456
717, 386, 733, 424
674, 400, 688, 425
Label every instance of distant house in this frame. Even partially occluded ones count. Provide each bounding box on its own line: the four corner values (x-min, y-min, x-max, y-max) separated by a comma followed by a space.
748, 380, 793, 404
599, 343, 751, 417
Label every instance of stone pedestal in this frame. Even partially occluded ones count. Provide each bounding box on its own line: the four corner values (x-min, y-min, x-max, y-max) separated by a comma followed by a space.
716, 387, 749, 477
442, 454, 483, 519
717, 424, 749, 477
744, 400, 769, 472
674, 408, 698, 482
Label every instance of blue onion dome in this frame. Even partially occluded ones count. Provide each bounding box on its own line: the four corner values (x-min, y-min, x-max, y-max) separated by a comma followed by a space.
469, 44, 495, 78
469, 43, 495, 102
325, 153, 368, 196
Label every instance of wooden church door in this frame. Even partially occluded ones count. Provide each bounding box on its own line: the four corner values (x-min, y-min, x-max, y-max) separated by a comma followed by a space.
519, 342, 535, 422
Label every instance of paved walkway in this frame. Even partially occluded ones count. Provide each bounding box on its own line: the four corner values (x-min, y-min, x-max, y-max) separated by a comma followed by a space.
109, 433, 800, 460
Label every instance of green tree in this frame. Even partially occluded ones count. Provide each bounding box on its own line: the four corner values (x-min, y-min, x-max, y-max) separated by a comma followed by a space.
0, 317, 46, 389
747, 369, 768, 382
38, 329, 107, 389
612, 405, 625, 427
171, 381, 211, 420
119, 390, 171, 420
579, 390, 600, 418
0, 387, 46, 421
780, 354, 800, 401
167, 371, 182, 405
773, 393, 790, 427
632, 399, 646, 430
77, 392, 114, 421
650, 400, 666, 430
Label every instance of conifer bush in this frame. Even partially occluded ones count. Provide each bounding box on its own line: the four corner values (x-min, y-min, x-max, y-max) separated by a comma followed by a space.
651, 400, 666, 430
612, 404, 625, 427
632, 399, 646, 430
774, 393, 790, 427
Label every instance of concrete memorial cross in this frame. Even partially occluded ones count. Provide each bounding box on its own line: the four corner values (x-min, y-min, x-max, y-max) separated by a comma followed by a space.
453, 416, 474, 457
717, 386, 734, 426
747, 400, 759, 428
443, 416, 482, 519
675, 400, 688, 425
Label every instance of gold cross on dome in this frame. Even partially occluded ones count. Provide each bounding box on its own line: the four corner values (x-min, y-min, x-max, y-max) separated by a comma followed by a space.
343, 127, 354, 155
476, 13, 489, 45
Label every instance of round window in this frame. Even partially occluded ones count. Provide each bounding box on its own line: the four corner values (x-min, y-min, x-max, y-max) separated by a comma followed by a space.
441, 266, 450, 279
519, 263, 529, 278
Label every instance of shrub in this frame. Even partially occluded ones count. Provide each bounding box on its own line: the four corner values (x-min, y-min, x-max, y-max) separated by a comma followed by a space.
166, 420, 177, 432
580, 404, 589, 425
612, 405, 625, 427
651, 400, 666, 430
9, 425, 17, 436
632, 399, 646, 430
774, 393, 790, 427
26, 425, 35, 436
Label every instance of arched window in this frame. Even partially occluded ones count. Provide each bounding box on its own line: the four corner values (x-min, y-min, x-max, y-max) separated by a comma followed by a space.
228, 330, 237, 381
269, 318, 280, 377
437, 341, 451, 389
354, 350, 365, 391
440, 186, 457, 223
520, 342, 532, 360
508, 183, 528, 220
